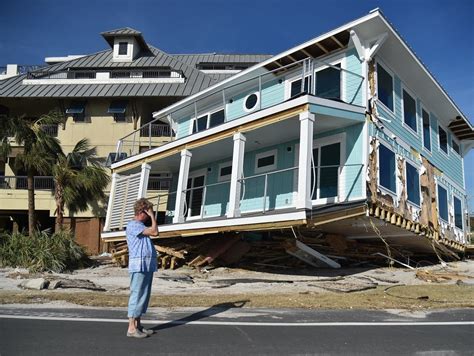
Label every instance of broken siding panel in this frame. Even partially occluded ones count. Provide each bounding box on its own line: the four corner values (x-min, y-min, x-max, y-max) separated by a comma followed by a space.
344, 48, 363, 106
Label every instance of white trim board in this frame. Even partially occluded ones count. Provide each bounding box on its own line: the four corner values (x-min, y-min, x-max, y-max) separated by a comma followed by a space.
101, 210, 307, 239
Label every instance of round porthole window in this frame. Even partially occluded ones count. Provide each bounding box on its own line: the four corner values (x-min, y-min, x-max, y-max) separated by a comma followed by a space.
244, 93, 259, 112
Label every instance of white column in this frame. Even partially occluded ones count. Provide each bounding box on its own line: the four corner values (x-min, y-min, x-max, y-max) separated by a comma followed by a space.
103, 172, 119, 232
227, 133, 246, 218
296, 111, 315, 209
173, 149, 192, 223
137, 163, 151, 198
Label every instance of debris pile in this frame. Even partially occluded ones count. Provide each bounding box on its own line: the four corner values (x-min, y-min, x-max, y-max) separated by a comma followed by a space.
110, 230, 438, 271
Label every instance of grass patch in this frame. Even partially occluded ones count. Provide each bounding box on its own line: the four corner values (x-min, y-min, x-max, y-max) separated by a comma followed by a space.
1, 285, 473, 310
0, 230, 89, 273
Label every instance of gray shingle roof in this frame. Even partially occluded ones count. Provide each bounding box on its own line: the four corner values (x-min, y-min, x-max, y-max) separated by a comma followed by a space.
101, 27, 150, 51
101, 27, 142, 36
0, 36, 271, 99
173, 54, 273, 67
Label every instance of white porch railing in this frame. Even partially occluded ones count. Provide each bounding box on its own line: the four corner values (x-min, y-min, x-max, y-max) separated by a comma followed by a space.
239, 166, 299, 214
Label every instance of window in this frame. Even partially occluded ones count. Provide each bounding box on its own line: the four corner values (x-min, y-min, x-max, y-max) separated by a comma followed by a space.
422, 108, 431, 151
108, 100, 128, 122
255, 150, 277, 173
452, 139, 460, 155
439, 126, 448, 154
218, 163, 232, 182
437, 184, 448, 222
406, 162, 420, 206
209, 109, 225, 127
290, 76, 311, 97
403, 89, 417, 132
192, 109, 225, 133
377, 64, 394, 111
244, 93, 259, 112
105, 152, 127, 167
315, 64, 341, 100
379, 144, 396, 193
118, 42, 128, 55
453, 196, 463, 229
66, 101, 87, 123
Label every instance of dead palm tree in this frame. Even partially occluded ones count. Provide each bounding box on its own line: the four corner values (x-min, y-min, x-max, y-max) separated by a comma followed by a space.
52, 138, 109, 231
0, 111, 63, 235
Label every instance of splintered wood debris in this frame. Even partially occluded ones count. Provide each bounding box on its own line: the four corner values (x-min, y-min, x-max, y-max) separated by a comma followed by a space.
109, 229, 444, 272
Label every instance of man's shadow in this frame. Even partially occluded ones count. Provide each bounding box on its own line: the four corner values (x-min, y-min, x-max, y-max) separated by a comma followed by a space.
152, 300, 249, 331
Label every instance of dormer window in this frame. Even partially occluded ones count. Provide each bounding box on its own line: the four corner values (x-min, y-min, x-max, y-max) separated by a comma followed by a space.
118, 42, 128, 55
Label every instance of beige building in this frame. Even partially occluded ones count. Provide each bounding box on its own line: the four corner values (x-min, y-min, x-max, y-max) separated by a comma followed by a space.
0, 27, 270, 253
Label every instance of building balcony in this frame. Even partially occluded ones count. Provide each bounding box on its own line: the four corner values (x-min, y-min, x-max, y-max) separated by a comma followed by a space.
115, 57, 365, 161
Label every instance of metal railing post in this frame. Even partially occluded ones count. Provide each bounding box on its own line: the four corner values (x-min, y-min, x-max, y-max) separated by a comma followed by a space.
222, 89, 226, 122
263, 174, 268, 213
201, 186, 207, 219
148, 123, 151, 149
337, 166, 342, 202
258, 76, 262, 110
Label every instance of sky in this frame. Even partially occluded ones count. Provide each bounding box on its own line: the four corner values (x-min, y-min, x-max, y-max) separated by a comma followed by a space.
1, 0, 473, 210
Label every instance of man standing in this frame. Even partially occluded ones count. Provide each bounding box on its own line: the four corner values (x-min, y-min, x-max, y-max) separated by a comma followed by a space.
126, 198, 158, 338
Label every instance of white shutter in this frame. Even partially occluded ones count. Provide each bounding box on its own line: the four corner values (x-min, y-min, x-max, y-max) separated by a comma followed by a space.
108, 172, 142, 230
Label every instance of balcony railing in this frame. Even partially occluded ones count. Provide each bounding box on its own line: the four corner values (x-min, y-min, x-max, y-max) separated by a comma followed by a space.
147, 177, 172, 191
239, 166, 299, 214
41, 124, 59, 137
116, 57, 365, 159
310, 164, 364, 203
139, 123, 173, 138
0, 176, 54, 190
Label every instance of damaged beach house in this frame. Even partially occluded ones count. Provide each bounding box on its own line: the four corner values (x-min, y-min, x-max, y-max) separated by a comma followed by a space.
102, 9, 473, 269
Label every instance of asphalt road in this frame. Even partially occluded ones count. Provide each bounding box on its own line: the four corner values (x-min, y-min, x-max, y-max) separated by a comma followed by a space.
0, 307, 472, 355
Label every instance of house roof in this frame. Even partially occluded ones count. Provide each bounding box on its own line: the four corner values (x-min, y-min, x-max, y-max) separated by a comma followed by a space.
101, 27, 150, 52
173, 54, 273, 67
152, 9, 472, 141
0, 43, 269, 99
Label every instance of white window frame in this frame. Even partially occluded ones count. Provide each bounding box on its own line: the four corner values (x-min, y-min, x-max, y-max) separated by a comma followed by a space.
405, 160, 421, 208
118, 42, 129, 56
243, 92, 260, 113
184, 168, 207, 221
436, 181, 449, 224
420, 103, 432, 154
218, 161, 232, 182
285, 71, 312, 100
452, 193, 464, 230
451, 136, 461, 157
313, 59, 344, 102
255, 149, 278, 174
437, 124, 449, 157
311, 133, 346, 205
401, 85, 418, 136
375, 60, 395, 115
377, 140, 397, 196
190, 107, 224, 134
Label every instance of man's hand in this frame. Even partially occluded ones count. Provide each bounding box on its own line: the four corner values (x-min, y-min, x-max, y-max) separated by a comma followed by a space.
142, 207, 158, 236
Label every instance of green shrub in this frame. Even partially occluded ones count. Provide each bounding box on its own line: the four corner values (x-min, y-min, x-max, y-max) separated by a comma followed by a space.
0, 230, 89, 273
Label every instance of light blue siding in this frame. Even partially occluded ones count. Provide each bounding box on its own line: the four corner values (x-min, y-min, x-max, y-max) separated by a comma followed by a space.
376, 75, 464, 188
313, 123, 365, 200
344, 48, 364, 106
226, 78, 285, 122
176, 116, 192, 139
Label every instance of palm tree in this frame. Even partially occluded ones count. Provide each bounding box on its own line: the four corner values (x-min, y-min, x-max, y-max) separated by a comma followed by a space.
0, 111, 63, 235
52, 138, 110, 231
